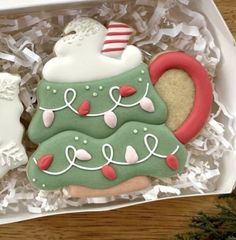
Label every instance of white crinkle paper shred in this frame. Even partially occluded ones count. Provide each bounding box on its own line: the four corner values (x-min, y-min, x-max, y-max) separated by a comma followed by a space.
0, 0, 235, 214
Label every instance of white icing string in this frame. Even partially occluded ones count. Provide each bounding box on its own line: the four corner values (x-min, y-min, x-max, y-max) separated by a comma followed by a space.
103, 134, 179, 165
40, 88, 78, 113
39, 83, 150, 117
33, 133, 180, 175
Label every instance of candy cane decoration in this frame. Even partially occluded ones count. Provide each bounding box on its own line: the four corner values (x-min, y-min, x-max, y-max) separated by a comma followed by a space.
101, 21, 134, 59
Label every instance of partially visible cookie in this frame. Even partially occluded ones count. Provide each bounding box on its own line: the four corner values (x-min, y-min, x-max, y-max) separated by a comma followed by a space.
0, 73, 28, 177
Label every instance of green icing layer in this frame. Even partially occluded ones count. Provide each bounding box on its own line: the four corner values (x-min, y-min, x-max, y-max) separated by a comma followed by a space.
27, 122, 187, 190
27, 63, 188, 191
28, 63, 168, 144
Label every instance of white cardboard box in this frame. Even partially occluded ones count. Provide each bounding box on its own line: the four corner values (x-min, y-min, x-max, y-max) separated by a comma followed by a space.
0, 0, 236, 224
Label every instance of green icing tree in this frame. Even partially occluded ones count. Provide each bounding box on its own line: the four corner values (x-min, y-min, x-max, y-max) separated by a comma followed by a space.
28, 64, 167, 143
27, 63, 187, 190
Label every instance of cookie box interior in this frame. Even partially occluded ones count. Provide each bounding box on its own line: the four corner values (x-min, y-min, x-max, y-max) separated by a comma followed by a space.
0, 0, 236, 224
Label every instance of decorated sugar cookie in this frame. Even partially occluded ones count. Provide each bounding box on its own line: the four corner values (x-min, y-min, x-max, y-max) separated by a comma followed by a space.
27, 18, 212, 197
0, 73, 28, 177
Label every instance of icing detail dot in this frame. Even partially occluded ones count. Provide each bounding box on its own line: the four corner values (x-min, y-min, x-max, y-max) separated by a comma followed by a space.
53, 89, 57, 94
93, 92, 98, 97
83, 140, 88, 144
133, 129, 138, 134
138, 78, 143, 82
143, 127, 148, 132
46, 86, 51, 90
85, 85, 90, 90
75, 136, 79, 141
42, 184, 46, 188
99, 86, 103, 91
141, 70, 145, 74
32, 178, 36, 182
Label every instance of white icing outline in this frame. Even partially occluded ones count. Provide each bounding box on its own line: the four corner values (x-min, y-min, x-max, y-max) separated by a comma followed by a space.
33, 133, 180, 176
39, 83, 150, 117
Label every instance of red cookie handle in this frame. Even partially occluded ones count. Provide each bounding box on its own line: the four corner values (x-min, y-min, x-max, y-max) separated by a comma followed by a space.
149, 52, 213, 144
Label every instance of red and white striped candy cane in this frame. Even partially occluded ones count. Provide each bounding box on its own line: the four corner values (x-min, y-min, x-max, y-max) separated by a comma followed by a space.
101, 21, 134, 58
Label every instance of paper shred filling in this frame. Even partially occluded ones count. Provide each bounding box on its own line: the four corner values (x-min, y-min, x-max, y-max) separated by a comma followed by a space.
0, 0, 235, 215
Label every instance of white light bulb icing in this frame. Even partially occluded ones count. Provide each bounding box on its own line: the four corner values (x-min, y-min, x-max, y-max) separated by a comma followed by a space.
43, 18, 143, 83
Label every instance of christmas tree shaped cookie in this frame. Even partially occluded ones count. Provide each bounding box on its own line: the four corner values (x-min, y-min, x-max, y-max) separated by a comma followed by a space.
27, 18, 212, 197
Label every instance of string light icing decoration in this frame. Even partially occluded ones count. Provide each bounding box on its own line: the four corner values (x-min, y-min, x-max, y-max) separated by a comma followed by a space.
40, 83, 154, 129
33, 133, 180, 178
